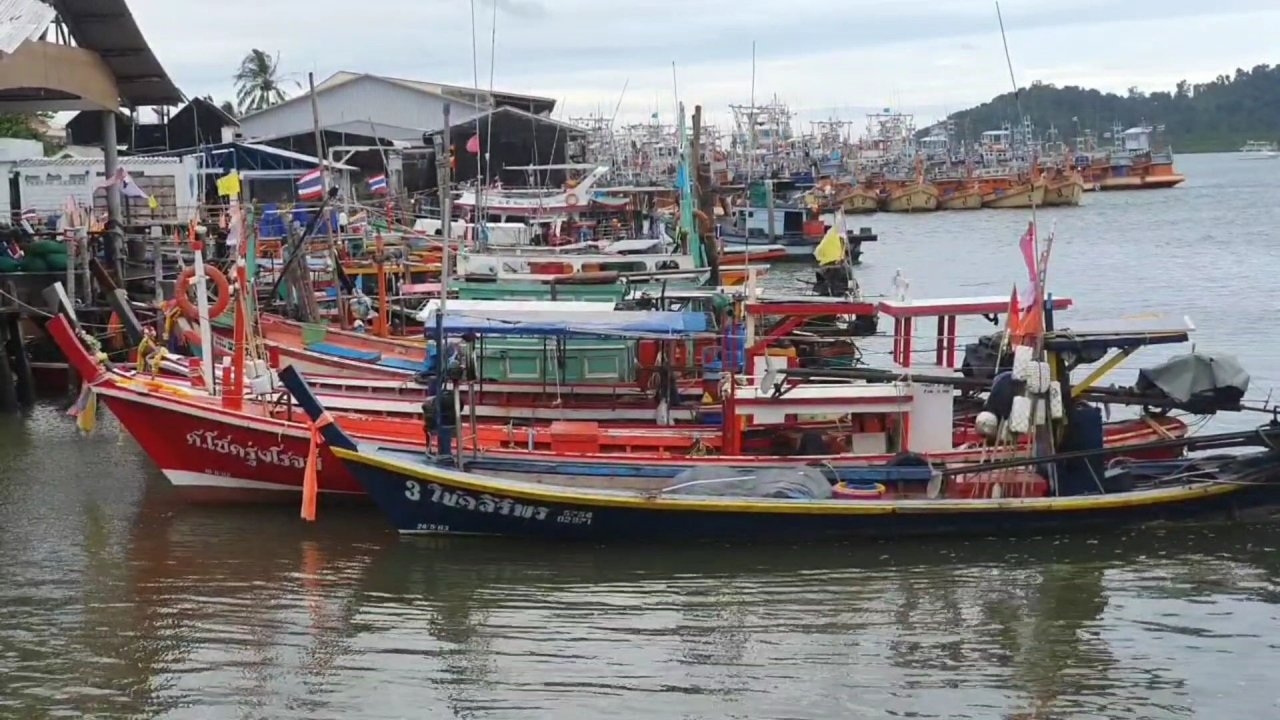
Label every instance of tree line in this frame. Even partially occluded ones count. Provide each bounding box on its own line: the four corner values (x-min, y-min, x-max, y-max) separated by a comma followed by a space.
939, 63, 1280, 152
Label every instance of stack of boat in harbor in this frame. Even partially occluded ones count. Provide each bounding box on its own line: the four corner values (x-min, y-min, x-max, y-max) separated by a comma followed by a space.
44, 97, 1272, 545
45, 194, 1280, 543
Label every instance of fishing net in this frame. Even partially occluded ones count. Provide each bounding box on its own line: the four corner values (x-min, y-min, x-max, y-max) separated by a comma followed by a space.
665, 466, 833, 499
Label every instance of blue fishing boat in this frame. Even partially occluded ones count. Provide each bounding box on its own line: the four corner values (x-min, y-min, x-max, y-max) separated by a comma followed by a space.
279, 366, 1280, 542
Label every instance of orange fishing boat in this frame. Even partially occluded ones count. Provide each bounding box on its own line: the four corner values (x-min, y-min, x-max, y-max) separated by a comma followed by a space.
882, 158, 939, 213
881, 180, 939, 212
934, 178, 984, 210
979, 174, 1045, 209
1080, 125, 1186, 191
1042, 168, 1085, 206
839, 186, 880, 214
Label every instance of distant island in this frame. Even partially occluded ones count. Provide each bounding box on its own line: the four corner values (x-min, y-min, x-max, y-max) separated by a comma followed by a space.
938, 64, 1280, 153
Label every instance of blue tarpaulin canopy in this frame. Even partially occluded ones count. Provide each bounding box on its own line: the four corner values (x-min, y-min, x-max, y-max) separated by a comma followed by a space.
418, 304, 708, 338
258, 203, 340, 239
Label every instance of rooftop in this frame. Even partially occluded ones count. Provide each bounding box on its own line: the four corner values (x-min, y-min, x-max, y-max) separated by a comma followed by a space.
0, 0, 182, 109
238, 70, 557, 125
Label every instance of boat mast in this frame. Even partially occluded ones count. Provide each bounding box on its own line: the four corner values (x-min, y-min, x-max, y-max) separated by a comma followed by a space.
748, 40, 756, 183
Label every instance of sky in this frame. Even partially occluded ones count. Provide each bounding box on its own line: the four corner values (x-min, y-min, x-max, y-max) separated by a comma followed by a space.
128, 0, 1280, 131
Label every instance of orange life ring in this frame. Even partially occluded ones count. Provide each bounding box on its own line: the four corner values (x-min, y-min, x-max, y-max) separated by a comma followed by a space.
565, 193, 580, 207
175, 265, 231, 320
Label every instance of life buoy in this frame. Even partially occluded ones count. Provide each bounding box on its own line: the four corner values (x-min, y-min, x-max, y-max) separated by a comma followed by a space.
565, 193, 580, 207
175, 265, 231, 320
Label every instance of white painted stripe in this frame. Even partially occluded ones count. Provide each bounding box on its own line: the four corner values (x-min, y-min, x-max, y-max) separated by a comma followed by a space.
160, 469, 359, 494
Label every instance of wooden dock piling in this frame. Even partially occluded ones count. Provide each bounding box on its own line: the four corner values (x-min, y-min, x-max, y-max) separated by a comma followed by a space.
0, 317, 17, 412
6, 316, 35, 407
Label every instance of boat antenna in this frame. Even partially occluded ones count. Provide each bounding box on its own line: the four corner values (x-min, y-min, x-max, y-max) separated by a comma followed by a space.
469, 0, 481, 192
748, 40, 756, 183
995, 1, 1036, 223
484, 0, 499, 209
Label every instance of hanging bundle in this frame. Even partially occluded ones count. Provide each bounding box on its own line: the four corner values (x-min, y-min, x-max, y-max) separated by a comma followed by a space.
1008, 395, 1032, 434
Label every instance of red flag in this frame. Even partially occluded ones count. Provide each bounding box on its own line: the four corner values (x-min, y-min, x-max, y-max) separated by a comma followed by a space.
1006, 285, 1021, 339
1018, 221, 1037, 308
465, 133, 480, 154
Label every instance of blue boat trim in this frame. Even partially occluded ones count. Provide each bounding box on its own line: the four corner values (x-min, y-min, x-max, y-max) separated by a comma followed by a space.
305, 342, 382, 363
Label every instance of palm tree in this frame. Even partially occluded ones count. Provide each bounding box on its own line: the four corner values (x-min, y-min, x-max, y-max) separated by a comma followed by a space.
233, 49, 296, 115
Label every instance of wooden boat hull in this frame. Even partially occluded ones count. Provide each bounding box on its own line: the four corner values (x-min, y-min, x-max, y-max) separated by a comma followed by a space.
882, 184, 939, 213
1043, 178, 1084, 206
331, 441, 1280, 541
1097, 174, 1186, 190
982, 182, 1046, 209
840, 191, 879, 214
938, 190, 983, 210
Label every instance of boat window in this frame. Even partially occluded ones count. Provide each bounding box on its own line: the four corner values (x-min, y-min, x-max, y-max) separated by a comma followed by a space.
600, 260, 648, 273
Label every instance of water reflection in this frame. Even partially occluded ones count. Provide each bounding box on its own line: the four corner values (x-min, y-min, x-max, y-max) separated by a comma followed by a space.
1, 423, 1279, 718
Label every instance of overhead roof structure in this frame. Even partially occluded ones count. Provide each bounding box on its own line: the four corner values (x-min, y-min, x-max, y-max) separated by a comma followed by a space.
0, 0, 182, 111
310, 71, 557, 116
49, 0, 182, 106
438, 106, 587, 137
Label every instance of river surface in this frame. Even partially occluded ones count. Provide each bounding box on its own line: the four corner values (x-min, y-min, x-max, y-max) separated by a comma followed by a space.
2, 152, 1280, 718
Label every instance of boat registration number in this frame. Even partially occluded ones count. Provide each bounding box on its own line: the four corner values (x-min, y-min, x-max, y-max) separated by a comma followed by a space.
556, 510, 593, 525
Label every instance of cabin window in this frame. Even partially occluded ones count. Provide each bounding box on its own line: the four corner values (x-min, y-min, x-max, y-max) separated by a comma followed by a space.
600, 260, 648, 273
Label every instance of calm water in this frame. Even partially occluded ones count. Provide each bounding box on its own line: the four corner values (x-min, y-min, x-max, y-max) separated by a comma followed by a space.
3, 152, 1280, 718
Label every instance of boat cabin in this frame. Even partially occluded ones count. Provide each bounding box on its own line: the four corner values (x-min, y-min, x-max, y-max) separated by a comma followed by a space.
723, 354, 955, 456
1121, 127, 1153, 154
456, 240, 697, 282
727, 206, 807, 239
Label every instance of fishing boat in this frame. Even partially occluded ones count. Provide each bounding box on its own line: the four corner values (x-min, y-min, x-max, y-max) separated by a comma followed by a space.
980, 175, 1046, 209
935, 179, 984, 210
1042, 168, 1085, 207
285, 363, 1280, 541
53, 298, 1200, 504
881, 180, 939, 212
1239, 140, 1279, 159
838, 186, 880, 214
881, 158, 939, 213
454, 164, 611, 218
1083, 126, 1186, 190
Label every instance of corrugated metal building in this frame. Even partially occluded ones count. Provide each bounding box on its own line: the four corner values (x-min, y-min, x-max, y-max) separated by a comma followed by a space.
237, 71, 557, 144
237, 71, 586, 190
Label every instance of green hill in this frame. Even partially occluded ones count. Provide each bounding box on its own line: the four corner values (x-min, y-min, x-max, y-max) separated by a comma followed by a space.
939, 64, 1280, 153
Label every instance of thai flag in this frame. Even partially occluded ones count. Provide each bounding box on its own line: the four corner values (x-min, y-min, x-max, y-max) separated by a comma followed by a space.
297, 169, 324, 201
367, 174, 388, 194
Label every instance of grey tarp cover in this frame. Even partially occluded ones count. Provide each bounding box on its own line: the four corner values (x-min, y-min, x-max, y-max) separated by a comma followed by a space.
665, 466, 834, 499
1135, 352, 1250, 408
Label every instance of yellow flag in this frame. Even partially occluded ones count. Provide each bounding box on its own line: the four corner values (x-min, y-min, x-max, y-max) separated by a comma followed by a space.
216, 171, 241, 198
813, 226, 844, 265
76, 389, 98, 433
147, 195, 159, 209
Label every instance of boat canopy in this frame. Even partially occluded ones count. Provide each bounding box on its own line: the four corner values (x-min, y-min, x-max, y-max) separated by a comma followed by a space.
416, 300, 707, 338
1043, 314, 1194, 353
